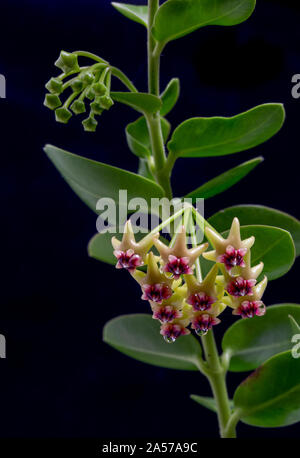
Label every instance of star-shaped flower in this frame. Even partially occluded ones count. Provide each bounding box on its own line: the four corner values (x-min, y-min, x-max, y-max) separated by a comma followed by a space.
112, 220, 159, 271
191, 313, 221, 336
233, 300, 266, 319
153, 226, 208, 278
184, 265, 220, 312
131, 252, 174, 303
203, 218, 254, 272
228, 276, 268, 317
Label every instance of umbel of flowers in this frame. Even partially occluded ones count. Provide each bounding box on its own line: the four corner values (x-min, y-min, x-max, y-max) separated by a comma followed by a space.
112, 216, 267, 343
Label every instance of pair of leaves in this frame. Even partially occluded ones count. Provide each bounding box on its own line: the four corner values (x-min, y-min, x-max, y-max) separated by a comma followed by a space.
103, 305, 300, 374
192, 351, 300, 428
104, 306, 300, 427
44, 144, 165, 215
113, 1, 256, 47
223, 305, 300, 427
208, 205, 300, 257
178, 104, 284, 197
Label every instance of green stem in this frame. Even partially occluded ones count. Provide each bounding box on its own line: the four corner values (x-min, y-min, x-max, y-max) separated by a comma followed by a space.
146, 0, 173, 199
145, 113, 172, 198
73, 50, 109, 64
188, 211, 234, 437
148, 204, 192, 237
110, 66, 138, 92
224, 409, 241, 438
148, 0, 160, 96
201, 330, 233, 438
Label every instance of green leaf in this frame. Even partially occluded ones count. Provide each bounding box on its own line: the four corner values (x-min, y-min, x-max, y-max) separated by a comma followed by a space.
111, 2, 148, 28
103, 314, 202, 371
203, 225, 295, 281
111, 92, 161, 115
208, 205, 300, 257
126, 116, 171, 158
44, 144, 165, 214
160, 78, 180, 116
222, 304, 300, 372
191, 395, 234, 413
234, 351, 300, 427
152, 0, 256, 45
88, 228, 120, 266
186, 156, 263, 200
167, 104, 285, 158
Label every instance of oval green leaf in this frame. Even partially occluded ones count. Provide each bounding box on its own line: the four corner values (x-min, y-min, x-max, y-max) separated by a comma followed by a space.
126, 116, 171, 158
111, 92, 161, 115
234, 351, 300, 427
152, 0, 256, 45
44, 144, 165, 214
167, 104, 285, 158
160, 78, 180, 116
186, 156, 263, 200
103, 314, 202, 371
208, 205, 300, 257
222, 304, 300, 372
111, 2, 148, 28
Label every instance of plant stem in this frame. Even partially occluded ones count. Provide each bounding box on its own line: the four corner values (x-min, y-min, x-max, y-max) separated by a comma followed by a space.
148, 0, 160, 96
201, 330, 233, 438
110, 67, 138, 92
188, 211, 235, 437
224, 409, 241, 438
147, 0, 173, 199
73, 50, 109, 64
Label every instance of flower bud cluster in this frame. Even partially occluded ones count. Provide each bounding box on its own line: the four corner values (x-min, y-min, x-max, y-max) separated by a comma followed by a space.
44, 51, 114, 132
112, 217, 268, 343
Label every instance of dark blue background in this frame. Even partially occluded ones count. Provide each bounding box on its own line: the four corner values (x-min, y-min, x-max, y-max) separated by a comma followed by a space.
0, 0, 300, 439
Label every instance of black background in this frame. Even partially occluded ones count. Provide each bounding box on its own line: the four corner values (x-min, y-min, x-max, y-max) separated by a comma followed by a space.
0, 0, 300, 439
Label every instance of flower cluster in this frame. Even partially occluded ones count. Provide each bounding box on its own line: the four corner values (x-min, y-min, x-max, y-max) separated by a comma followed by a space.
112, 217, 268, 343
44, 51, 113, 132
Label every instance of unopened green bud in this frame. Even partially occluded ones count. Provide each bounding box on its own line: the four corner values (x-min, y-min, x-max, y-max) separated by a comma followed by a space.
86, 87, 95, 100
45, 77, 63, 95
71, 79, 84, 92
55, 51, 80, 74
99, 95, 114, 110
44, 93, 62, 110
71, 100, 86, 115
55, 107, 72, 124
80, 71, 94, 85
90, 97, 104, 115
92, 82, 107, 96
82, 115, 98, 132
